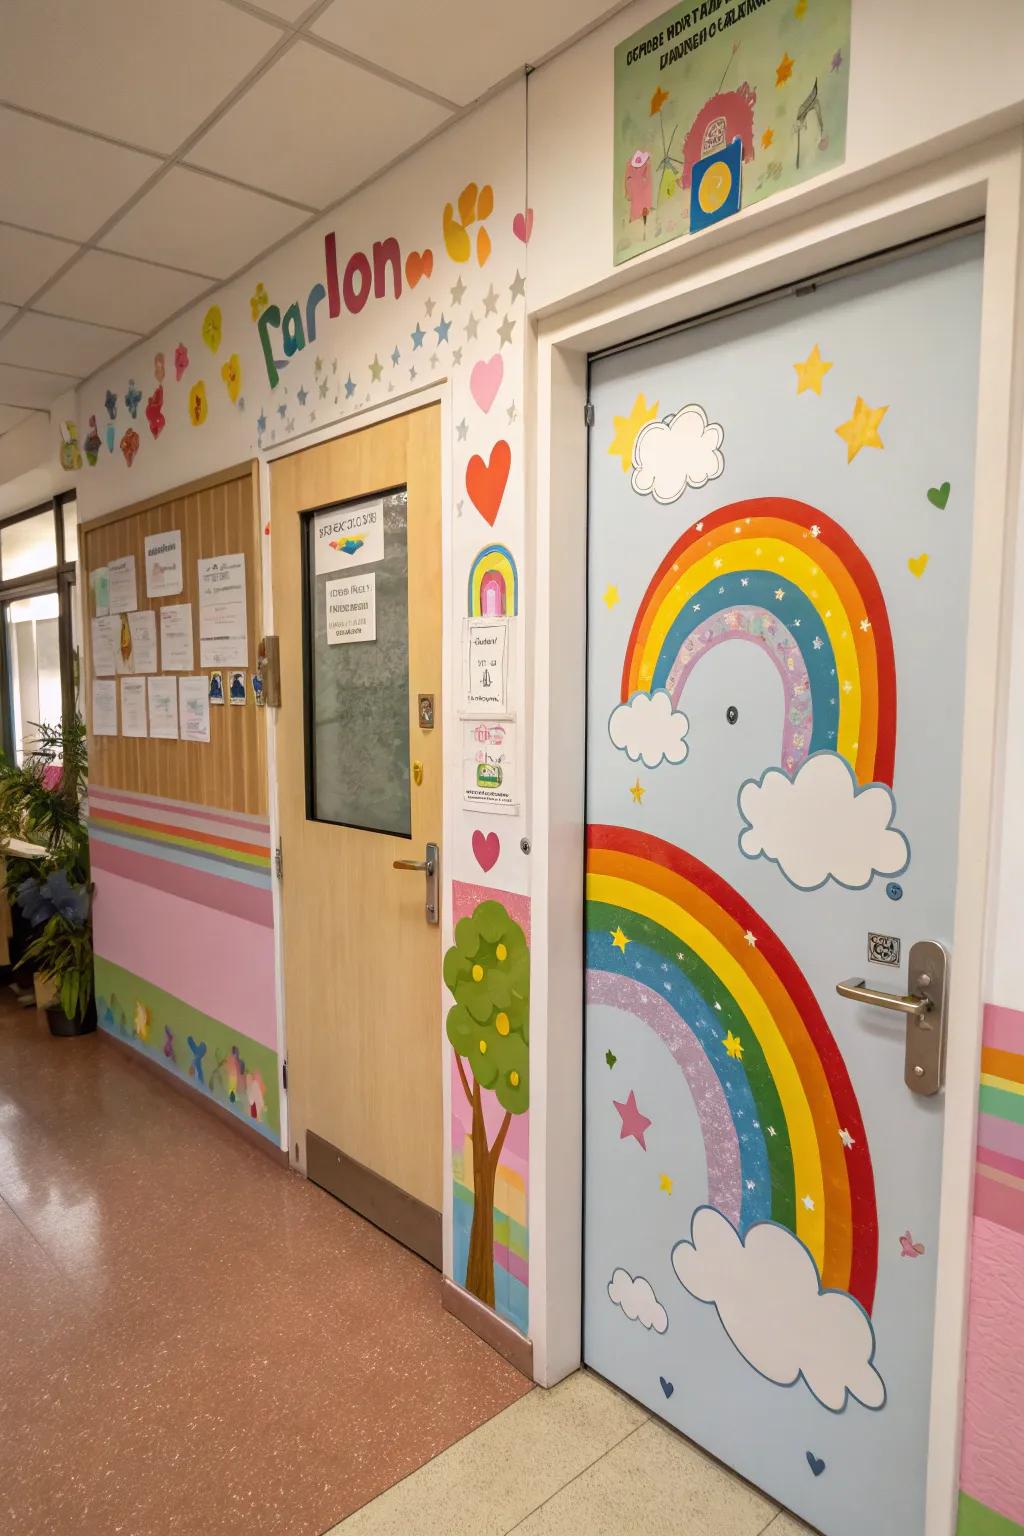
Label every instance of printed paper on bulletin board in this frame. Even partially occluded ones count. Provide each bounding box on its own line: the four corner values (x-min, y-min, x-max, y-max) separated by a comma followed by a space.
613, 0, 850, 265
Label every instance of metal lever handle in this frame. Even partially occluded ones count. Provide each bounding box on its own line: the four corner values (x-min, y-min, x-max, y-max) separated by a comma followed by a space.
391, 842, 439, 925
393, 857, 434, 874
835, 977, 932, 1019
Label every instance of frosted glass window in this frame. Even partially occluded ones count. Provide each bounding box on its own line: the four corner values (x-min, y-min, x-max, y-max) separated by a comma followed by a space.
62, 499, 79, 563
5, 592, 61, 764
305, 490, 411, 836
1, 510, 56, 579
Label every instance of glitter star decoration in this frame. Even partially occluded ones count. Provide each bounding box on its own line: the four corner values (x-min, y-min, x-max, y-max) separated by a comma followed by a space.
835, 396, 888, 462
723, 1030, 744, 1060
610, 926, 630, 952
629, 778, 645, 804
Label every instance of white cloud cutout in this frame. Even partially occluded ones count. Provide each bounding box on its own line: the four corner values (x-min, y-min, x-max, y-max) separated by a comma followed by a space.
738, 751, 909, 891
608, 690, 690, 768
672, 1207, 885, 1413
631, 404, 725, 503
607, 1267, 669, 1333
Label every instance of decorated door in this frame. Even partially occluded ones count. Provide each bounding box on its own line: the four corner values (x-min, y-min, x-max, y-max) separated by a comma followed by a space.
583, 235, 982, 1534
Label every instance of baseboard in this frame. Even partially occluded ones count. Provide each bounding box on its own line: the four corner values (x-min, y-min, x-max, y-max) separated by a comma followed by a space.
441, 1276, 535, 1379
98, 1028, 288, 1165
306, 1130, 442, 1269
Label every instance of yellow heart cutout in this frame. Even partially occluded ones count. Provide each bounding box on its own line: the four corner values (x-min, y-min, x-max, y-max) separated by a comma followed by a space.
908, 553, 929, 578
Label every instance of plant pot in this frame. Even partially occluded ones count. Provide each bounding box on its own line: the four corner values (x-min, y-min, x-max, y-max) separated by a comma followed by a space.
46, 996, 97, 1037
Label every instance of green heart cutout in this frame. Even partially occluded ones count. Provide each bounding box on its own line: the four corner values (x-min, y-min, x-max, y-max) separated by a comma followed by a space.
927, 481, 950, 509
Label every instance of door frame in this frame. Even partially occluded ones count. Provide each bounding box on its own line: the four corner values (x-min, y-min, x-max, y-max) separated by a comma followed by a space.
529, 131, 1024, 1536
260, 381, 456, 1267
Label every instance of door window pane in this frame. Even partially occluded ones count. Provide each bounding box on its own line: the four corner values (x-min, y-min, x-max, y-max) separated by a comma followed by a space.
6, 592, 62, 763
62, 499, 79, 564
1, 509, 57, 580
305, 490, 411, 836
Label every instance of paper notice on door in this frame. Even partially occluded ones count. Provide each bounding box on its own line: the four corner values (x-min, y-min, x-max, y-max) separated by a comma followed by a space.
120, 677, 147, 738
461, 618, 509, 714
313, 498, 384, 574
144, 529, 183, 598
127, 610, 158, 674
159, 603, 194, 671
92, 678, 117, 736
462, 718, 518, 814
178, 676, 211, 743
326, 573, 376, 645
91, 616, 117, 676
107, 554, 138, 614
92, 566, 110, 617
147, 676, 179, 739
198, 553, 247, 667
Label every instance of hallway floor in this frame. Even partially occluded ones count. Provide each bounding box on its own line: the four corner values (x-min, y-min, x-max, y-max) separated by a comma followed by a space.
0, 1001, 531, 1536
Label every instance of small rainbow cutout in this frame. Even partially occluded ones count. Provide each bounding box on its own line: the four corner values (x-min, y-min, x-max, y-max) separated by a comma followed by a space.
621, 496, 896, 785
587, 824, 878, 1313
468, 544, 519, 617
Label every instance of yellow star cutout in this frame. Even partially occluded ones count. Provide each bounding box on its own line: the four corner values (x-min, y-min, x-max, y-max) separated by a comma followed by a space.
629, 778, 646, 804
723, 1030, 744, 1060
776, 52, 794, 86
603, 585, 619, 609
659, 1173, 673, 1194
608, 392, 658, 472
835, 396, 888, 462
793, 343, 833, 396
794, 0, 807, 16
610, 926, 630, 952
761, 127, 774, 149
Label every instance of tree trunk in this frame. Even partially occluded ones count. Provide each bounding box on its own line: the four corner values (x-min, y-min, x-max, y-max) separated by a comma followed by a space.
465, 1081, 497, 1306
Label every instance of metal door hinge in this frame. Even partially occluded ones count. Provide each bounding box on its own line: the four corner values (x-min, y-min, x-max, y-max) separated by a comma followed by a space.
274, 839, 283, 881
584, 400, 595, 427
282, 1058, 288, 1092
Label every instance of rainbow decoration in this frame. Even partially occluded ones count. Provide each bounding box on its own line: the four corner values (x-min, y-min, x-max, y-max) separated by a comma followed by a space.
468, 544, 519, 616
587, 823, 878, 1312
621, 496, 896, 784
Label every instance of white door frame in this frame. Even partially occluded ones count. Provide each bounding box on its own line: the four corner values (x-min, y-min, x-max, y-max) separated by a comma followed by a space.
259, 381, 456, 1273
528, 130, 1024, 1535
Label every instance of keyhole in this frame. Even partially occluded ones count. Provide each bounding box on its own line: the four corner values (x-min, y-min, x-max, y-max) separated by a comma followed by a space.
726, 705, 739, 724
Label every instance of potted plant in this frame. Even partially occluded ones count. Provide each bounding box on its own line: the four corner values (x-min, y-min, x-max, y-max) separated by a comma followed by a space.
0, 716, 94, 1037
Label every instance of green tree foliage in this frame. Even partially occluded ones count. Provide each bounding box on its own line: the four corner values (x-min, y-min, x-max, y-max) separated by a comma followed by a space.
444, 899, 529, 1114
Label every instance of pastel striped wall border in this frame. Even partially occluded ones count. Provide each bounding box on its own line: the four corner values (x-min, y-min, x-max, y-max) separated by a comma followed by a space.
959, 1004, 1024, 1535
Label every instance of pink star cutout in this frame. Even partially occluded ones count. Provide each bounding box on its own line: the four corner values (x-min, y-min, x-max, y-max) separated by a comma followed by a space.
613, 1089, 652, 1149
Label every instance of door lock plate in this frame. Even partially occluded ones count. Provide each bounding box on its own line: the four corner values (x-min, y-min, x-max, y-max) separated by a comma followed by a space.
903, 940, 948, 1096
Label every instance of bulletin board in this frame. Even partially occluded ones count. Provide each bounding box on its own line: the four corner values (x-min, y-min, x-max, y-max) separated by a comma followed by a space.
80, 462, 267, 817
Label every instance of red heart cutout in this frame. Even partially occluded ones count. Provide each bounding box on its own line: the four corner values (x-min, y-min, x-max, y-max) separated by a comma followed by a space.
466, 440, 511, 526
472, 830, 500, 872
405, 249, 433, 288
512, 208, 534, 244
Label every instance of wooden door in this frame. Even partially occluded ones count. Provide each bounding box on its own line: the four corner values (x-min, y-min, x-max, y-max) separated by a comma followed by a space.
271, 406, 443, 1241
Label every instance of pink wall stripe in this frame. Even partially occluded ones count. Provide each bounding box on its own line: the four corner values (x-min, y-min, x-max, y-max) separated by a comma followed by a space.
90, 786, 270, 839
960, 1216, 1024, 1525
983, 1003, 1024, 1055
974, 1167, 1024, 1236
977, 1145, 1024, 1182
91, 837, 273, 927
93, 870, 277, 1049
976, 1112, 1024, 1160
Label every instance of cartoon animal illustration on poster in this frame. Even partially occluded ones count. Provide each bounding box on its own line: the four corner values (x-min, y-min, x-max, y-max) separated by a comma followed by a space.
613, 0, 851, 263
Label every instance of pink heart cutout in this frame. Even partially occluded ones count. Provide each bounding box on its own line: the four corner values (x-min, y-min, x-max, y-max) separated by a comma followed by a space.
512, 208, 534, 244
472, 830, 500, 872
470, 354, 503, 414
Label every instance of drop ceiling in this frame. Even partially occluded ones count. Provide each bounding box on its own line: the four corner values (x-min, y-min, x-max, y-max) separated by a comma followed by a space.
0, 0, 628, 443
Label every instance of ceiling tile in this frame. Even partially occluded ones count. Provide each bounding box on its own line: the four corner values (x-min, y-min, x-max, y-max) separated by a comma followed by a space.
0, 405, 36, 437
0, 313, 139, 379
41, 251, 212, 335
0, 363, 76, 409
0, 305, 19, 330
187, 40, 450, 208
313, 0, 615, 104
101, 167, 309, 279
0, 110, 158, 243
0, 226, 79, 306
0, 0, 281, 155
246, 0, 310, 17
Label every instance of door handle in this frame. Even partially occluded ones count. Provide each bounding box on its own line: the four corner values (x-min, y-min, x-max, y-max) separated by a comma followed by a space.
392, 842, 439, 925
835, 939, 948, 1096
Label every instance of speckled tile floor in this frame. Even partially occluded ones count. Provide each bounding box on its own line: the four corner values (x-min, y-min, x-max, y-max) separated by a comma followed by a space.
0, 1002, 532, 1536
326, 1371, 805, 1536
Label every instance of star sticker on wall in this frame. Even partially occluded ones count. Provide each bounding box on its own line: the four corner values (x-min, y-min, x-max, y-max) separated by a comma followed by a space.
435, 314, 451, 344
424, 296, 436, 317
793, 344, 833, 396
318, 378, 328, 398
608, 392, 658, 471
450, 276, 466, 305
482, 285, 499, 315
831, 48, 843, 71
614, 1090, 652, 1149
859, 618, 871, 632
774, 587, 785, 600
603, 585, 619, 609
277, 402, 287, 419
605, 1049, 617, 1068
314, 356, 323, 374
723, 1030, 744, 1059
610, 926, 630, 952
497, 313, 516, 347
836, 396, 888, 461
776, 51, 794, 86
256, 411, 266, 434
509, 270, 526, 302
839, 1127, 855, 1148
411, 324, 425, 350
629, 779, 645, 804
428, 352, 438, 369
802, 1193, 816, 1211
369, 355, 383, 382
391, 346, 400, 366
456, 418, 469, 441
659, 1173, 673, 1194
297, 385, 308, 405
344, 375, 356, 397
507, 400, 518, 423
409, 365, 417, 380
465, 312, 479, 340
452, 346, 463, 367
743, 930, 757, 947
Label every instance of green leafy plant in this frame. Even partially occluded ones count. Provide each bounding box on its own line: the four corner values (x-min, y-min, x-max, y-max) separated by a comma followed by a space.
444, 899, 529, 1307
21, 911, 93, 1023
